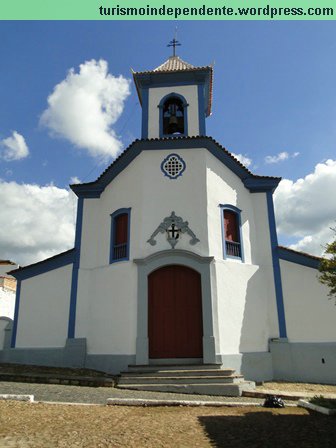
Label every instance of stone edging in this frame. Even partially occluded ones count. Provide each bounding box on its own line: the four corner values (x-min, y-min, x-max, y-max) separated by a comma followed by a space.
106, 398, 262, 407
0, 394, 34, 402
298, 399, 336, 415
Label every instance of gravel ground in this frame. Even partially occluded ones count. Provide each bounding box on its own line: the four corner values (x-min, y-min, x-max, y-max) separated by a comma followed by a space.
1, 401, 335, 448
0, 381, 263, 404
1, 380, 335, 405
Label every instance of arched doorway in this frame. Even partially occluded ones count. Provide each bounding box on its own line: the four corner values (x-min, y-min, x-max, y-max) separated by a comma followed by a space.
148, 265, 203, 359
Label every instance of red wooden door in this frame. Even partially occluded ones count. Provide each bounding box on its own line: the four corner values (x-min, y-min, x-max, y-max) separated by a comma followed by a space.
148, 265, 203, 359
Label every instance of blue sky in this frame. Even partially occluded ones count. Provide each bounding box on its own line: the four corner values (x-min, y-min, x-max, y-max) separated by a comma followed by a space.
1, 21, 336, 264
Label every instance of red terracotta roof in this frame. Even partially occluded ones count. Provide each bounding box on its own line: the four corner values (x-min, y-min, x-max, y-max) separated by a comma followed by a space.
153, 56, 195, 72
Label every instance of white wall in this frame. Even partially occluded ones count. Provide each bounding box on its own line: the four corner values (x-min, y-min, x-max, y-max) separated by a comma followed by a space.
205, 151, 280, 349
78, 147, 210, 355
0, 287, 15, 319
215, 260, 277, 354
0, 262, 18, 319
78, 146, 281, 357
148, 85, 200, 138
76, 262, 138, 355
80, 148, 209, 270
15, 265, 72, 348
280, 259, 336, 342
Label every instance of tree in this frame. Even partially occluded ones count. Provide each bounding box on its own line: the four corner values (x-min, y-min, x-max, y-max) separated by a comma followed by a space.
318, 228, 336, 303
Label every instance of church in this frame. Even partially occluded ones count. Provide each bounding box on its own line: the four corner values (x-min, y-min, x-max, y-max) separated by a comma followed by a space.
1, 49, 335, 385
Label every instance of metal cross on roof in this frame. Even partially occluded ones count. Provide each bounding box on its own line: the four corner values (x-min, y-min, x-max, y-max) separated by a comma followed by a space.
167, 37, 181, 57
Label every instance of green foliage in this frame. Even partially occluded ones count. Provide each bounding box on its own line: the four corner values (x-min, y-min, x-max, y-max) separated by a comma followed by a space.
318, 228, 336, 303
310, 395, 336, 409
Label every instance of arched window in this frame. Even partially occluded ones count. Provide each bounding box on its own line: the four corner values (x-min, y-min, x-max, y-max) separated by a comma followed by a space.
220, 205, 244, 261
110, 208, 131, 263
159, 93, 188, 137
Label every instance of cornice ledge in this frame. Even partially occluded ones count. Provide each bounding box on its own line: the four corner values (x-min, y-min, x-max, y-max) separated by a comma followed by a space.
133, 250, 214, 265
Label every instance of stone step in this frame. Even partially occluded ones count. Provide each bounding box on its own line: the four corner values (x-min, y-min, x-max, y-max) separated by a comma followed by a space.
118, 375, 244, 385
120, 369, 236, 377
127, 364, 224, 373
117, 382, 256, 397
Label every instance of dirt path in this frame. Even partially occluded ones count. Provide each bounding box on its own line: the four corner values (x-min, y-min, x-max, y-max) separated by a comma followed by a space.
257, 381, 336, 394
1, 401, 336, 448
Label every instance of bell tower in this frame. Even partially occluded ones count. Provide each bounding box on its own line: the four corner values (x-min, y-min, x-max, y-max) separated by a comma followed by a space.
132, 44, 213, 139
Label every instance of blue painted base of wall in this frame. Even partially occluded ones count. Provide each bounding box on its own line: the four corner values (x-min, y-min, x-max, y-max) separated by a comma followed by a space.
270, 339, 336, 384
219, 352, 274, 382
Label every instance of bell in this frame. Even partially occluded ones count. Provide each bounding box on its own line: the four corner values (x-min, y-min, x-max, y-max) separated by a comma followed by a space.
168, 115, 178, 125
168, 115, 178, 134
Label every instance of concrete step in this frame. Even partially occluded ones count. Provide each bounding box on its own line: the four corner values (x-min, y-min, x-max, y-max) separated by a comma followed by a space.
120, 369, 236, 377
118, 375, 244, 385
127, 364, 224, 373
117, 382, 256, 397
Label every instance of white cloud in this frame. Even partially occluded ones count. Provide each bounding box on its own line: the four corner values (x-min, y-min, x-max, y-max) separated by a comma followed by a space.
265, 151, 299, 164
0, 181, 76, 266
70, 176, 81, 184
232, 153, 252, 168
274, 159, 336, 256
0, 131, 29, 161
40, 59, 131, 160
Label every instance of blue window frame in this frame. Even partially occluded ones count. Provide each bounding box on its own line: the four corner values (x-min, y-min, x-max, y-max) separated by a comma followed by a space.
220, 204, 244, 262
158, 93, 188, 138
110, 208, 131, 263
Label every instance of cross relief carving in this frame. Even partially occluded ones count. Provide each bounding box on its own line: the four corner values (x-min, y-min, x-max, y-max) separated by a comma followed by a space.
147, 211, 200, 249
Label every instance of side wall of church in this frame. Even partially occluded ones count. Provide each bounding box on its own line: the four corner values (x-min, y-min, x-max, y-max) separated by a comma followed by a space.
280, 259, 335, 342
271, 259, 336, 384
205, 152, 280, 357
15, 265, 72, 348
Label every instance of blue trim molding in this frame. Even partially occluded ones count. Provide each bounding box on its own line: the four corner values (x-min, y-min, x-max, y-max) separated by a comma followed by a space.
109, 208, 131, 264
219, 204, 245, 262
141, 87, 149, 139
198, 84, 206, 135
278, 246, 321, 269
68, 197, 84, 339
9, 249, 75, 281
11, 280, 21, 348
266, 191, 287, 338
243, 177, 280, 192
70, 137, 281, 199
158, 92, 188, 138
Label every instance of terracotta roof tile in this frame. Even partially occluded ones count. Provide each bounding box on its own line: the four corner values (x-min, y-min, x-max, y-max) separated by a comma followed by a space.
153, 56, 195, 72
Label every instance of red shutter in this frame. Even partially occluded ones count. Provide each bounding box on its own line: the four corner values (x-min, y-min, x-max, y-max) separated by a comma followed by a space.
224, 210, 239, 242
115, 213, 128, 245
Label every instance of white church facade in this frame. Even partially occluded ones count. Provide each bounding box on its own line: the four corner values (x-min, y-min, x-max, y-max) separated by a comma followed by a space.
1, 55, 335, 383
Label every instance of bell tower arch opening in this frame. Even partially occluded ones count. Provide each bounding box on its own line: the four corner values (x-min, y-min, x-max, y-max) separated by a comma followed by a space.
160, 93, 188, 137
